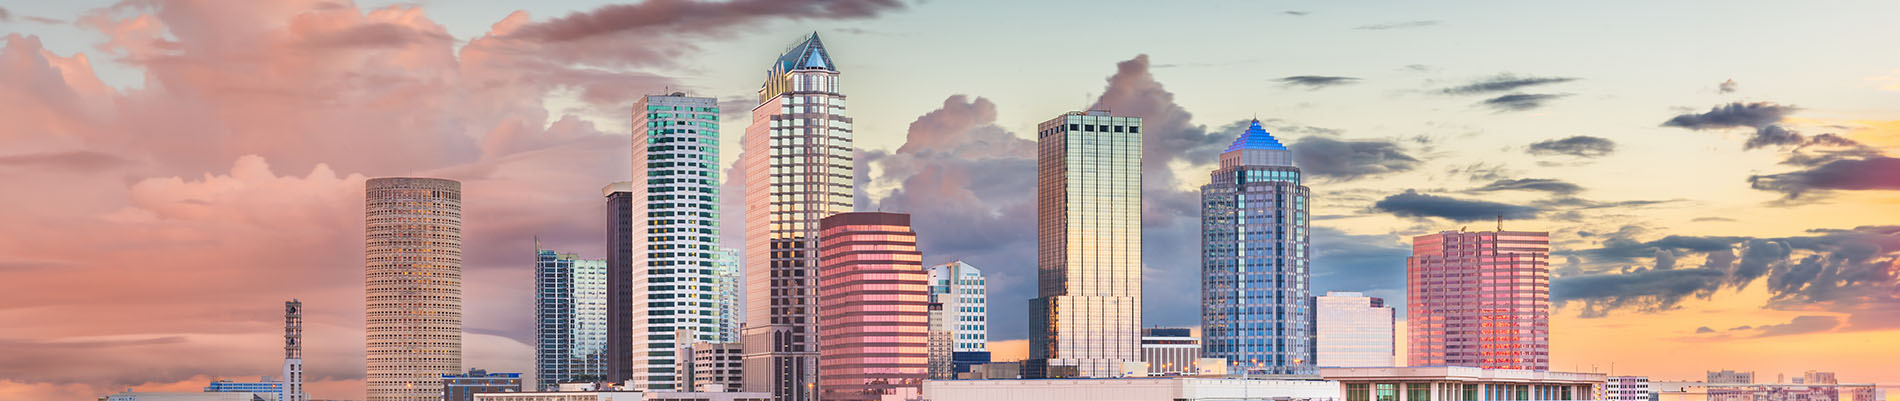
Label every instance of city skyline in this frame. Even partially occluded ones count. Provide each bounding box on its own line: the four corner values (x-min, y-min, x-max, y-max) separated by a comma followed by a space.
3, 1, 1899, 400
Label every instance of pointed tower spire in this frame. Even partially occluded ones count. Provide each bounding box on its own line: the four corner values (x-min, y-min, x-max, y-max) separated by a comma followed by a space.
1220, 119, 1293, 168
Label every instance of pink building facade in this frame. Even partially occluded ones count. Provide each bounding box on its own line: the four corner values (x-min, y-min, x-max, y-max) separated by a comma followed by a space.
816, 212, 929, 401
1407, 229, 1551, 370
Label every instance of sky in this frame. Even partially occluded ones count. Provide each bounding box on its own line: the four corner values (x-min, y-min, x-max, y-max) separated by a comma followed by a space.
1, 0, 1898, 400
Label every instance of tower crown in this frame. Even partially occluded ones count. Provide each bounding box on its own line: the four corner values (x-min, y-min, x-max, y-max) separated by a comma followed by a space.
1220, 119, 1294, 168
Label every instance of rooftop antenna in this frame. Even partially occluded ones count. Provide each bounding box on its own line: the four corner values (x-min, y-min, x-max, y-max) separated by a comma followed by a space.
1497, 215, 1504, 232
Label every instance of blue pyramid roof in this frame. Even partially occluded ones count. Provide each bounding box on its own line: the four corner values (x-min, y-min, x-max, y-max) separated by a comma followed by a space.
775, 32, 836, 72
1224, 119, 1287, 152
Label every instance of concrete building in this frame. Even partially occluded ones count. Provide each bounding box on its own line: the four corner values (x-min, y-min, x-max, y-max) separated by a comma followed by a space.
629, 93, 725, 391
365, 177, 463, 401
1200, 119, 1316, 376
680, 342, 744, 392
815, 212, 929, 401
923, 378, 1343, 401
1707, 370, 1754, 384
604, 182, 635, 385
1140, 328, 1202, 375
282, 300, 304, 401
106, 392, 271, 401
1653, 381, 1877, 401
473, 391, 770, 401
1803, 371, 1838, 385
1407, 229, 1551, 370
203, 377, 282, 400
927, 261, 989, 377
1316, 292, 1396, 368
535, 247, 609, 389
1322, 367, 1605, 401
958, 362, 1023, 380
740, 32, 853, 401
1606, 376, 1651, 401
928, 302, 953, 380
1028, 110, 1144, 378
442, 369, 523, 401
714, 248, 743, 343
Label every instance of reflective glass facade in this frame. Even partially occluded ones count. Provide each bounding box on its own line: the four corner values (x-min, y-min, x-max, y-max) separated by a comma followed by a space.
534, 249, 608, 389
603, 182, 635, 384
816, 212, 928, 401
1406, 230, 1551, 370
204, 377, 283, 400
365, 177, 462, 401
630, 94, 724, 390
1316, 291, 1395, 368
1028, 110, 1143, 378
926, 261, 988, 378
741, 33, 852, 401
1200, 120, 1315, 375
715, 247, 743, 343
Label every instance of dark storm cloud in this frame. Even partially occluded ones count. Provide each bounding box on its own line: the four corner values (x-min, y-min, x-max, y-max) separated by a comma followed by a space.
1356, 20, 1439, 30
1277, 75, 1361, 89
1527, 136, 1616, 158
1660, 102, 1795, 130
1481, 93, 1568, 111
507, 0, 907, 42
1372, 190, 1539, 221
1470, 178, 1583, 195
1291, 137, 1423, 181
1749, 156, 1900, 199
1440, 74, 1579, 95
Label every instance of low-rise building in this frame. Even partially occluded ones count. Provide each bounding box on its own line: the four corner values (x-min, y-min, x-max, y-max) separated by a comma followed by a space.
923, 377, 1342, 401
1606, 376, 1651, 401
1140, 328, 1202, 376
1653, 382, 1877, 401
203, 377, 284, 401
471, 391, 770, 401
1320, 367, 1606, 401
681, 341, 743, 392
104, 392, 272, 401
443, 369, 524, 401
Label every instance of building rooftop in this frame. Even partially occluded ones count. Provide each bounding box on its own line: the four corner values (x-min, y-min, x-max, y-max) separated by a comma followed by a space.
774, 32, 835, 72
1223, 119, 1287, 152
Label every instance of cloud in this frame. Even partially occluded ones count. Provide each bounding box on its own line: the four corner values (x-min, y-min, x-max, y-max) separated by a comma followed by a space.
1470, 178, 1583, 195
1291, 137, 1423, 181
1356, 20, 1439, 30
1748, 156, 1900, 199
1481, 93, 1568, 111
1440, 74, 1579, 95
1751, 315, 1841, 337
1372, 189, 1540, 221
1277, 75, 1360, 89
0, 6, 9, 22
1553, 267, 1727, 317
0, 151, 132, 173
1284, 11, 1310, 16
1695, 326, 1716, 334
1718, 79, 1739, 93
1527, 136, 1616, 158
1310, 226, 1412, 297
1744, 125, 1806, 150
1660, 102, 1795, 130
505, 0, 906, 42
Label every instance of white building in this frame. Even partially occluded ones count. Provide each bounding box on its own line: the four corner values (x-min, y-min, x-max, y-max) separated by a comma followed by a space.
923, 378, 1342, 401
927, 261, 988, 378
1139, 328, 1201, 375
1321, 367, 1606, 401
630, 93, 725, 391
1315, 291, 1395, 368
1607, 376, 1651, 401
474, 391, 769, 401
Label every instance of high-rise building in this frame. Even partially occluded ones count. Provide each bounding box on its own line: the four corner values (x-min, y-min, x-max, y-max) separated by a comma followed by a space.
1315, 291, 1396, 368
927, 302, 953, 380
927, 261, 989, 376
441, 369, 522, 401
1709, 370, 1756, 384
715, 248, 743, 343
1407, 228, 1551, 370
1138, 328, 1201, 375
630, 93, 725, 391
815, 212, 929, 401
1199, 119, 1315, 375
604, 182, 635, 384
282, 300, 304, 401
741, 32, 853, 401
1606, 376, 1652, 401
1027, 110, 1143, 378
365, 177, 462, 401
534, 247, 608, 389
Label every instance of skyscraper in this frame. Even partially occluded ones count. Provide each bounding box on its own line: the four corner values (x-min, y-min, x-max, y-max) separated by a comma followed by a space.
534, 247, 608, 389
631, 93, 724, 391
365, 177, 462, 401
1198, 119, 1315, 375
714, 248, 743, 343
741, 33, 853, 401
926, 261, 989, 377
815, 212, 928, 401
1407, 228, 1550, 370
604, 182, 635, 384
1315, 291, 1395, 368
1027, 110, 1142, 378
283, 300, 304, 401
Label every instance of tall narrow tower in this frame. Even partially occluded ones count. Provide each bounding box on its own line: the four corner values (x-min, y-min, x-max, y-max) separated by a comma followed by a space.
283, 300, 305, 401
741, 33, 852, 401
1027, 110, 1143, 378
1199, 120, 1316, 375
628, 93, 723, 391
365, 177, 462, 401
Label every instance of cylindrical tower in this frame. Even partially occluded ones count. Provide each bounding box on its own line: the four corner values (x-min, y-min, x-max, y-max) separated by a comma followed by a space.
365, 177, 462, 401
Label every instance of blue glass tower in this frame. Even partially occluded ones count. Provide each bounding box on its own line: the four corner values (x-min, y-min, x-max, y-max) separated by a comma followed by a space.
1199, 119, 1315, 376
534, 246, 608, 389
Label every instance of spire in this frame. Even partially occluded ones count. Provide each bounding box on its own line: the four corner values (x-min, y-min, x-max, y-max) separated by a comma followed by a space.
774, 32, 836, 72
1224, 119, 1287, 152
